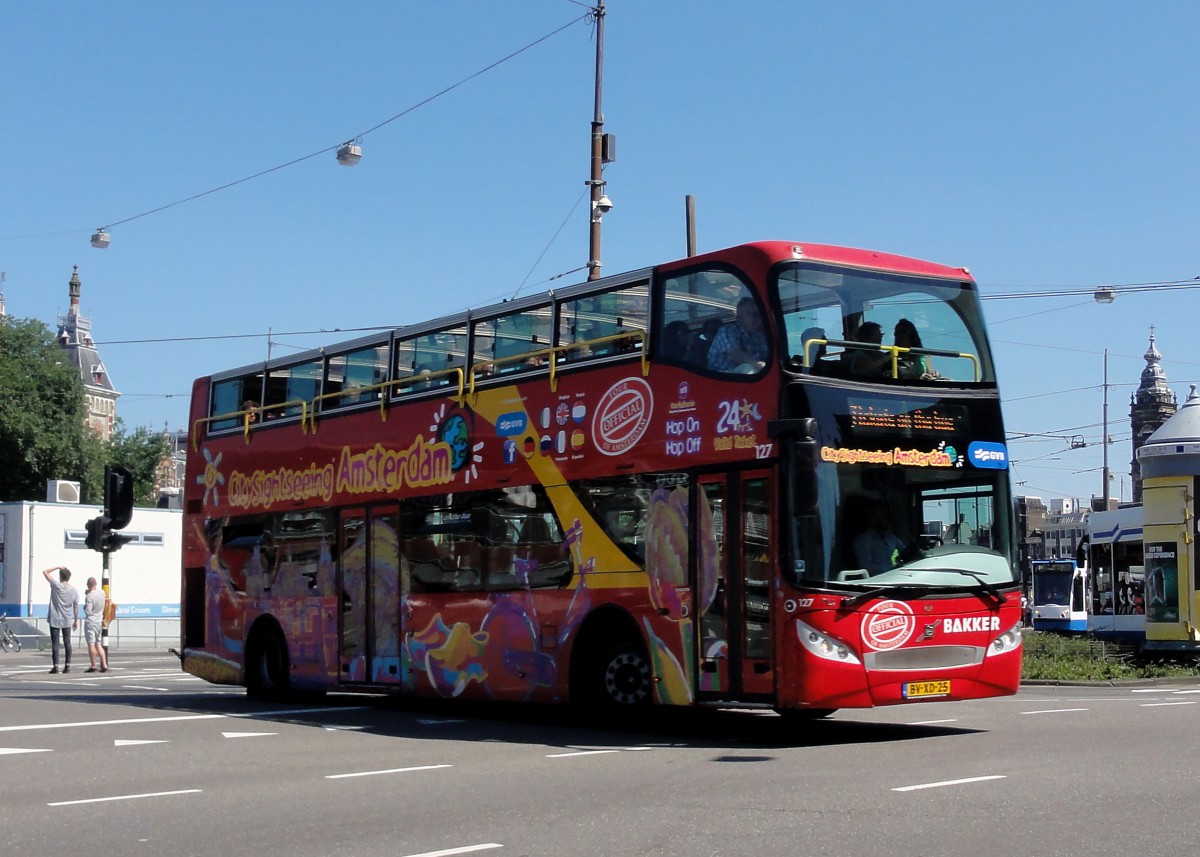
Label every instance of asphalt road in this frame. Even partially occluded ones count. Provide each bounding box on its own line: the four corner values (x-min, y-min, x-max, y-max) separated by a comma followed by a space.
1, 649, 1196, 857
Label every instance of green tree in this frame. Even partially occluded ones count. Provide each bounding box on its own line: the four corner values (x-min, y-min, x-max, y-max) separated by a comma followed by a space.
0, 316, 104, 501
109, 420, 171, 506
0, 316, 174, 506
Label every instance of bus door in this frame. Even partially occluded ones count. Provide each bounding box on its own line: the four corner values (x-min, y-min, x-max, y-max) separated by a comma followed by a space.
338, 506, 404, 685
695, 470, 775, 701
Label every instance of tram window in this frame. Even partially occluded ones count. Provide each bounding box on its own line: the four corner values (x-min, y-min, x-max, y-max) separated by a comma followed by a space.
559, 282, 649, 361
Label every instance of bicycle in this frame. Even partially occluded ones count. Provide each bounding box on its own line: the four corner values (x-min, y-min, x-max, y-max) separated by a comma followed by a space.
0, 613, 22, 652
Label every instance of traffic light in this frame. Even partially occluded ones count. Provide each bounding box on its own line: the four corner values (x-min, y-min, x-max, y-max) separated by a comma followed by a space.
84, 515, 109, 552
102, 530, 135, 553
104, 465, 134, 531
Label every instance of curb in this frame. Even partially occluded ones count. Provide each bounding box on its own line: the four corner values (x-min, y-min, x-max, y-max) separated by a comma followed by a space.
1022, 674, 1200, 687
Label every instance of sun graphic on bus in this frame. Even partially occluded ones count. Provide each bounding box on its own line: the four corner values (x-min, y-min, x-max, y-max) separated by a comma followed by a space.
429, 406, 484, 484
195, 447, 225, 507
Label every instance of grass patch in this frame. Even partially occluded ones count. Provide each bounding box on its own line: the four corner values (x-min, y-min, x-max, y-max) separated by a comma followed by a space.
1022, 630, 1200, 681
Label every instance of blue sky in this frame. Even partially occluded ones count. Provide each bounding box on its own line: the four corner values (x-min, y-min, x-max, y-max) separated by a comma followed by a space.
3, 2, 1198, 505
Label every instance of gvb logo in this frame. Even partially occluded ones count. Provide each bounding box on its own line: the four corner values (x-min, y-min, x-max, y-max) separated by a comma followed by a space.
967, 441, 1008, 469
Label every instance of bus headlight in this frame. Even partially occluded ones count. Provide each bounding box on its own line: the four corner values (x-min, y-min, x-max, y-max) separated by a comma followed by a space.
795, 618, 861, 665
986, 623, 1022, 657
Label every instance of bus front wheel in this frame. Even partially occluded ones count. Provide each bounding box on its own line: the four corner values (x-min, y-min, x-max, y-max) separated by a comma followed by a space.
598, 643, 652, 706
246, 626, 290, 701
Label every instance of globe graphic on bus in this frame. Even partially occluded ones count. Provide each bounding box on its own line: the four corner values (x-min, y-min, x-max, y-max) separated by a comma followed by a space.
440, 413, 471, 472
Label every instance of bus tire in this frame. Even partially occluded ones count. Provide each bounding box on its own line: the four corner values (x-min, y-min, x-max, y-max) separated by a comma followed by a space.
245, 623, 290, 701
595, 641, 652, 707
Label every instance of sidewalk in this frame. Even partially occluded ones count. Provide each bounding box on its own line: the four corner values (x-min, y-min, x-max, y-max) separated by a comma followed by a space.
6, 616, 179, 653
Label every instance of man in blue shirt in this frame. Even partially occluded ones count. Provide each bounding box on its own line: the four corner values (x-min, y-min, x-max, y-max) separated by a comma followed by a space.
707, 298, 769, 372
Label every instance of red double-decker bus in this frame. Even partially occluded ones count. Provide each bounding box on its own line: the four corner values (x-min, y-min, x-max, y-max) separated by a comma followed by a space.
181, 240, 1022, 714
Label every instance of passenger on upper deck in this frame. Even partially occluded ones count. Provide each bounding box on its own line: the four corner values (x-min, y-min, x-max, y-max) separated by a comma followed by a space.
661, 320, 692, 362
844, 321, 889, 377
707, 298, 769, 373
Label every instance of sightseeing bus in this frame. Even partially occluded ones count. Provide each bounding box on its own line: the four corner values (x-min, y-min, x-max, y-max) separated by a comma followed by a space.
1029, 558, 1088, 633
180, 240, 1022, 714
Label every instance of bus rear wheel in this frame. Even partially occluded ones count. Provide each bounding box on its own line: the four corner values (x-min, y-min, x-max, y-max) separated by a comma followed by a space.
246, 626, 290, 701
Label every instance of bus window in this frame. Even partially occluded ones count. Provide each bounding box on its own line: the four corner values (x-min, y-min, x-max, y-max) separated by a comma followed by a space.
409, 326, 467, 391
325, 344, 388, 408
210, 373, 263, 432
473, 304, 554, 377
558, 282, 649, 361
776, 264, 994, 383
660, 270, 765, 374
262, 358, 322, 420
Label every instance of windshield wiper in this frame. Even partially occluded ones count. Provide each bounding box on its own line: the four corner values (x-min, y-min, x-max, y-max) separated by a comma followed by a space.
939, 569, 1007, 607
839, 583, 937, 610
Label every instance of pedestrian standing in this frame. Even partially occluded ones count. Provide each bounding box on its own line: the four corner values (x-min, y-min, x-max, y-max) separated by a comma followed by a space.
43, 566, 79, 674
83, 577, 108, 673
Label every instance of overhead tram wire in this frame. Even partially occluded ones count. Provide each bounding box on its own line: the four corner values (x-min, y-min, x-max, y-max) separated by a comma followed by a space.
3, 12, 590, 244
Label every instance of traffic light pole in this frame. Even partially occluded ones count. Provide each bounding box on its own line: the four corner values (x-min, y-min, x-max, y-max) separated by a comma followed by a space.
101, 547, 112, 659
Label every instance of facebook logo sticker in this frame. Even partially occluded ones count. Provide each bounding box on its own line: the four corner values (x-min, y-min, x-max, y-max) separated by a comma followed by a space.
967, 441, 1008, 469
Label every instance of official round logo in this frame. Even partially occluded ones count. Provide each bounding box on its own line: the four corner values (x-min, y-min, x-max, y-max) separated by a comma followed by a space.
860, 600, 915, 651
592, 377, 654, 456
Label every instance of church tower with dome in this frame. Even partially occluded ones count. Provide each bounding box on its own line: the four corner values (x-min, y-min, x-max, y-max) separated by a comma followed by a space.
1129, 329, 1177, 503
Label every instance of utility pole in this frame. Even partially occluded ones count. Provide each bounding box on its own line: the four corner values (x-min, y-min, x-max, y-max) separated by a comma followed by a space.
587, 0, 611, 280
1102, 348, 1110, 510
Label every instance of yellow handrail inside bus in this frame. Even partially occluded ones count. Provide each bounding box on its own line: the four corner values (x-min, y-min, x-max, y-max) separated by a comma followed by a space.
468, 330, 648, 398
809, 338, 980, 382
191, 399, 309, 449
306, 366, 466, 433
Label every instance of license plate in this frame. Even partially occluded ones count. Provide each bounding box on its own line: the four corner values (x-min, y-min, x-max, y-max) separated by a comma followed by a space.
903, 680, 951, 699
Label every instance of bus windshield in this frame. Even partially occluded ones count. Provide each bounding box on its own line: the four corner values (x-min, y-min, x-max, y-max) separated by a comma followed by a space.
776, 262, 994, 384
791, 454, 1016, 592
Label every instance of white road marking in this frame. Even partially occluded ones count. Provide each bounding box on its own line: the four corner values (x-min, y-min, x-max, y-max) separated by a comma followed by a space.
910, 719, 958, 725
326, 764, 452, 780
893, 775, 1006, 792
114, 739, 168, 747
221, 731, 278, 739
401, 845, 502, 857
324, 725, 367, 731
0, 747, 52, 755
121, 685, 170, 692
1172, 689, 1200, 695
546, 749, 620, 758
0, 705, 370, 734
49, 788, 201, 806
1020, 708, 1088, 715
1140, 701, 1198, 707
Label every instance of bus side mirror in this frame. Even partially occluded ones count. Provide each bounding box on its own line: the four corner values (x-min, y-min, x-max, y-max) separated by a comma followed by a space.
793, 433, 819, 516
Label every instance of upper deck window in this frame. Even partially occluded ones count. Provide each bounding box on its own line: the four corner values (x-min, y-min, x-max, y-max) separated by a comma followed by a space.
660, 269, 767, 374
393, 326, 468, 395
558, 282, 649, 362
776, 264, 994, 384
473, 304, 554, 376
210, 373, 264, 431
325, 344, 388, 408
265, 358, 322, 419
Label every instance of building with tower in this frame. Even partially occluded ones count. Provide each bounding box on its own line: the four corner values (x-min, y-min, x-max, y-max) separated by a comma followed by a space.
55, 267, 120, 441
1129, 329, 1177, 503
